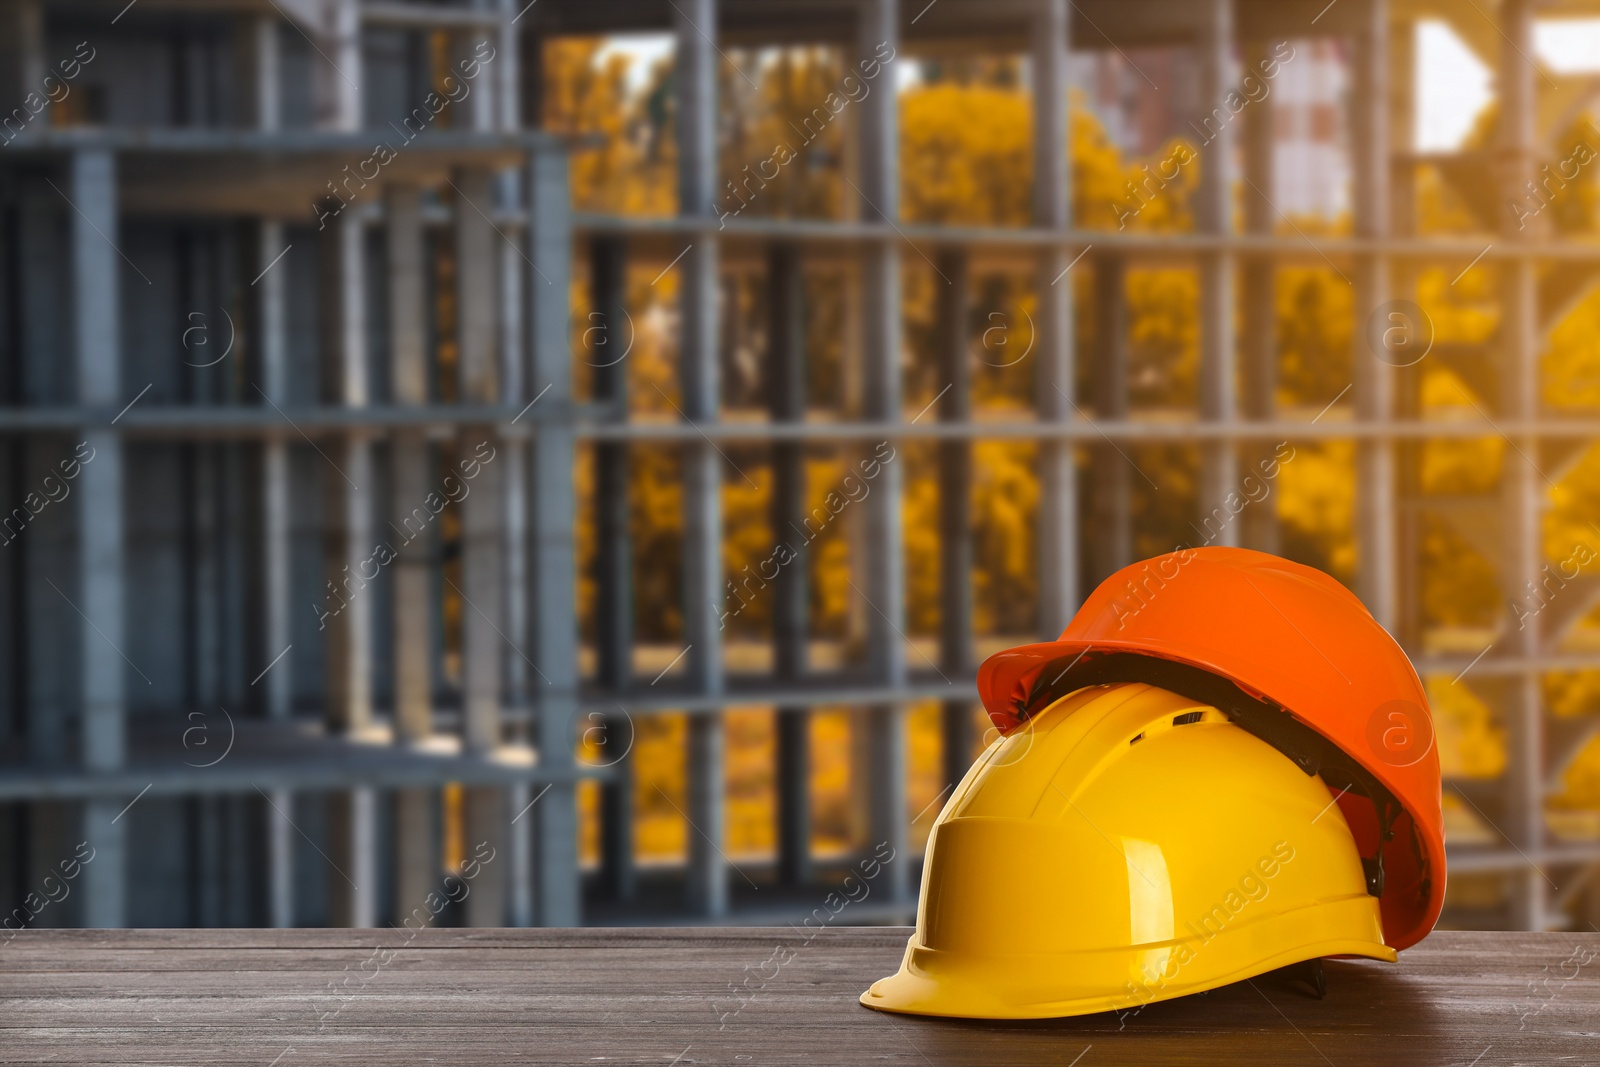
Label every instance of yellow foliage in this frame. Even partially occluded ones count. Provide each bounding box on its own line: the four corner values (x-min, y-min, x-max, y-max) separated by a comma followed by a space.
902, 443, 941, 636
809, 710, 855, 854
1544, 285, 1600, 410
1545, 445, 1600, 569
633, 713, 688, 862
1275, 442, 1356, 583
542, 38, 677, 215
900, 84, 1032, 226
1276, 266, 1351, 407
972, 440, 1040, 635
1126, 268, 1197, 407
561, 50, 1600, 870
1419, 514, 1501, 632
725, 709, 776, 857
1418, 368, 1502, 496
1417, 265, 1497, 347
1425, 676, 1506, 779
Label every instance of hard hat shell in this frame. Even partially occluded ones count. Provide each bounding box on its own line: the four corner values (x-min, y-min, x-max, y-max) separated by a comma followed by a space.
861, 682, 1394, 1020
975, 547, 1443, 953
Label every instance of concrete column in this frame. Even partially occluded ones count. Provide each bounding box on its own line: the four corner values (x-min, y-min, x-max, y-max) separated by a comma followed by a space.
325, 211, 373, 737
507, 781, 533, 926
72, 148, 126, 928
675, 0, 728, 918
591, 236, 636, 899
74, 149, 124, 773
385, 183, 436, 923
328, 787, 377, 928
530, 147, 580, 926
388, 185, 431, 745
496, 0, 521, 133
1498, 0, 1544, 931
464, 784, 507, 925
502, 206, 530, 923
769, 242, 811, 886
501, 237, 529, 710
325, 427, 375, 935
326, 0, 361, 132
856, 0, 907, 906
268, 786, 294, 927
260, 226, 294, 926
859, 702, 905, 894
686, 711, 726, 915
260, 221, 292, 723
454, 166, 507, 925
857, 0, 905, 691
936, 248, 974, 792
323, 204, 376, 929
254, 15, 281, 132
1197, 0, 1237, 546
456, 169, 500, 412
1033, 0, 1077, 636
393, 787, 435, 923
1240, 39, 1278, 555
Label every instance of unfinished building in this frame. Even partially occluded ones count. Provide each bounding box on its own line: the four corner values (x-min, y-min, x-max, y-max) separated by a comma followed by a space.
1, 0, 1597, 933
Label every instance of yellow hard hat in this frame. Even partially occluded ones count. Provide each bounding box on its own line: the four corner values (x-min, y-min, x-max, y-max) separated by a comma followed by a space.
861, 682, 1395, 1020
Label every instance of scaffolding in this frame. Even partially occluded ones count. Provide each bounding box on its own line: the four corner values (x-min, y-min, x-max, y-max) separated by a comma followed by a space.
2, 0, 1598, 931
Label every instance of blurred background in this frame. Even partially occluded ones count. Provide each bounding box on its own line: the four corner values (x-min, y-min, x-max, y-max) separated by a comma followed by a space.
2, 0, 1599, 933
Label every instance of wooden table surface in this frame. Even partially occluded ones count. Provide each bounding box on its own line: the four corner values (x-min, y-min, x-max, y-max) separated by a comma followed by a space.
2, 927, 1596, 1065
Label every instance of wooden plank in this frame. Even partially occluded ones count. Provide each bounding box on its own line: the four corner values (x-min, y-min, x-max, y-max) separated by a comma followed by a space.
0, 929, 1595, 1065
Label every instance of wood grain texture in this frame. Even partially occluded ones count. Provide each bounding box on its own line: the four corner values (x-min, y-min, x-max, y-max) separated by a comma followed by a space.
1, 928, 1596, 1065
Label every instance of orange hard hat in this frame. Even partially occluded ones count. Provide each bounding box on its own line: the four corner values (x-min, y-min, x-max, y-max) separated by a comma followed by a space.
977, 546, 1444, 952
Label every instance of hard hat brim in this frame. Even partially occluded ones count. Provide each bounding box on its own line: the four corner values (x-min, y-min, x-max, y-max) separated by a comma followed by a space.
861, 931, 1396, 1021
